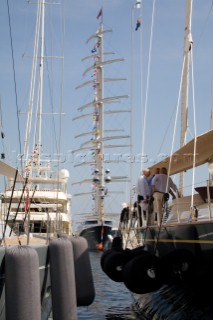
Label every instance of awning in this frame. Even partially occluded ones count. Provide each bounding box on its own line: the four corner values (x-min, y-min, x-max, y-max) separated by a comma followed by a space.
148, 130, 213, 176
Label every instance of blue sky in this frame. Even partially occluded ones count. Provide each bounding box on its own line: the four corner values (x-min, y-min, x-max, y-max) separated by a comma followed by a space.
1, 0, 213, 227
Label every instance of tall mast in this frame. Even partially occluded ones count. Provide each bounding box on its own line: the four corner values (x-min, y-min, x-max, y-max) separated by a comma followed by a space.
95, 24, 105, 222
73, 13, 129, 224
37, 0, 45, 176
179, 0, 193, 195
24, 2, 42, 163
23, 0, 45, 177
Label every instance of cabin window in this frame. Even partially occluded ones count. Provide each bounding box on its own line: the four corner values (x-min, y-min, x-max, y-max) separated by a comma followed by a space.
105, 220, 112, 225
84, 220, 98, 225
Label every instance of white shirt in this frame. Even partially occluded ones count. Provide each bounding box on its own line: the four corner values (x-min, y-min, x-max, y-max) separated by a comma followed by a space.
152, 173, 177, 193
136, 175, 152, 198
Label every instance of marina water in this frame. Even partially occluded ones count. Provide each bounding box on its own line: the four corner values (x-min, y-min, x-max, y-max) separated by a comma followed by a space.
77, 251, 142, 320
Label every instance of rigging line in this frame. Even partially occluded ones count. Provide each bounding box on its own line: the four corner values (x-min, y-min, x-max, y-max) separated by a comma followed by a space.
194, 2, 213, 53
57, 1, 66, 163
0, 97, 3, 129
166, 55, 186, 192
37, 0, 45, 170
157, 106, 176, 155
6, 0, 22, 170
20, 184, 37, 235
9, 177, 28, 237
129, 2, 135, 220
141, 0, 156, 172
24, 1, 41, 161
124, 0, 143, 245
190, 48, 197, 208
26, 185, 37, 245
152, 198, 175, 256
56, 1, 66, 232
1, 169, 18, 243
44, 43, 58, 156
149, 28, 187, 252
0, 98, 7, 190
45, 1, 65, 160
0, 100, 5, 154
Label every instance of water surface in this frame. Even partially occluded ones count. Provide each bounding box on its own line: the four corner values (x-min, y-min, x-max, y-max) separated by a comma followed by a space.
77, 251, 141, 319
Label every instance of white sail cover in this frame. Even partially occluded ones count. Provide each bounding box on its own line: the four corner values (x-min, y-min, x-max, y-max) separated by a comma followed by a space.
148, 130, 213, 176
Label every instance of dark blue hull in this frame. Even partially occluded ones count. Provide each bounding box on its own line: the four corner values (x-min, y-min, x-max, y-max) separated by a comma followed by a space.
79, 225, 116, 250
101, 221, 213, 319
134, 222, 213, 318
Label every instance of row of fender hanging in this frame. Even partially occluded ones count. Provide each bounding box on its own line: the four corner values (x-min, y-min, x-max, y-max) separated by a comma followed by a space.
5, 236, 95, 320
100, 245, 197, 294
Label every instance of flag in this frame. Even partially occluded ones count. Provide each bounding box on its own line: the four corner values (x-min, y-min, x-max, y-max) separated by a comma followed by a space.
135, 16, 142, 31
134, 0, 141, 9
91, 46, 97, 53
96, 8, 102, 19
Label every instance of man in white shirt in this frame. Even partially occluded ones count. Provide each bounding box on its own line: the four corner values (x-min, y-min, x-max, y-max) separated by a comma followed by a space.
136, 168, 152, 226
151, 167, 179, 225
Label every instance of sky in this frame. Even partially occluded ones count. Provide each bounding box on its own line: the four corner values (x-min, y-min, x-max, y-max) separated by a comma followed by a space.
1, 0, 213, 229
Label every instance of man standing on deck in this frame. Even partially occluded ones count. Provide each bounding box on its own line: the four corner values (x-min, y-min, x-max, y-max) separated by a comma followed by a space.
136, 168, 152, 226
151, 167, 179, 225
